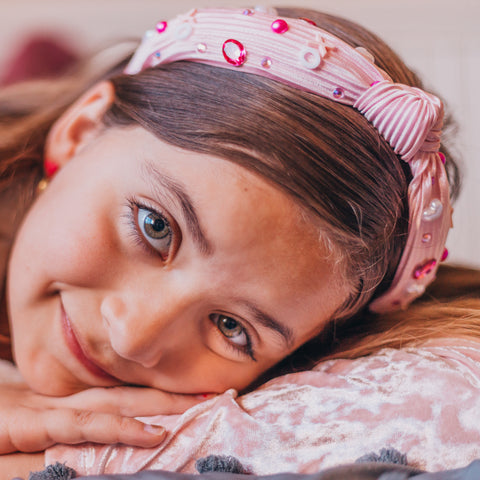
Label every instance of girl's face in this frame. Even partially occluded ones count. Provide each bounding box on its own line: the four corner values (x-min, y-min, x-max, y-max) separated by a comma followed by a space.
7, 87, 349, 396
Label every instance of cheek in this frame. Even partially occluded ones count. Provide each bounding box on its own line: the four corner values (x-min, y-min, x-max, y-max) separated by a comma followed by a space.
183, 360, 267, 393
10, 182, 115, 293
157, 339, 268, 393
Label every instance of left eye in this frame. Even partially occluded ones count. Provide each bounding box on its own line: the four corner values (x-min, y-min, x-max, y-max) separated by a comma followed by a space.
137, 208, 173, 257
211, 314, 248, 346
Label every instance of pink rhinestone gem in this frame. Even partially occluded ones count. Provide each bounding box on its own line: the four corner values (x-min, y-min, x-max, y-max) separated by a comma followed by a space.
271, 19, 289, 34
441, 248, 449, 262
222, 39, 246, 67
243, 8, 254, 15
413, 259, 437, 280
333, 88, 344, 99
422, 233, 432, 244
261, 57, 272, 69
156, 21, 167, 33
438, 152, 446, 164
299, 17, 317, 26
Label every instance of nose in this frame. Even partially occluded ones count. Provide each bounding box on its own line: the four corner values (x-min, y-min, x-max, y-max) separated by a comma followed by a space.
101, 288, 193, 368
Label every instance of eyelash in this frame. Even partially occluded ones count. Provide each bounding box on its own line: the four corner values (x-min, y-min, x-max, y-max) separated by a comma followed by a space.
124, 197, 174, 260
210, 314, 257, 362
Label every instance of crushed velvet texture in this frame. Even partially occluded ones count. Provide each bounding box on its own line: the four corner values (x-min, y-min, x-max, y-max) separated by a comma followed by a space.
45, 339, 480, 476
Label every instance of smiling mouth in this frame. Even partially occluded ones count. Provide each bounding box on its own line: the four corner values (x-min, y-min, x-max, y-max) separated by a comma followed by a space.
61, 305, 118, 382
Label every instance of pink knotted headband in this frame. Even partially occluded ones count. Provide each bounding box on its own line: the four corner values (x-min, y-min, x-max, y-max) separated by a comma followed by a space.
125, 7, 453, 313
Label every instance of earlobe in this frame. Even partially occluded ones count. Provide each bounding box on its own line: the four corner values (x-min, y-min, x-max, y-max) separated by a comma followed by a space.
44, 81, 115, 168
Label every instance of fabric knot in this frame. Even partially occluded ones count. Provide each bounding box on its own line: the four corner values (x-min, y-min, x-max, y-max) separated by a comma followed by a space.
354, 80, 443, 162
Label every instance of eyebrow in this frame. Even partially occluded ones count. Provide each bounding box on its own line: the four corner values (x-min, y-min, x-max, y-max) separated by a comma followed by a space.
142, 161, 213, 256
242, 300, 295, 348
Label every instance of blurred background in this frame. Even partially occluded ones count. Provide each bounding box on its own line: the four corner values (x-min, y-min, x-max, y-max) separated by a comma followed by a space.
1, 0, 479, 267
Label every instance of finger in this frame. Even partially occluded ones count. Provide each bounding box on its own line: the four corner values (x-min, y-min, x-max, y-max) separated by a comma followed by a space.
5, 409, 167, 453
53, 386, 215, 416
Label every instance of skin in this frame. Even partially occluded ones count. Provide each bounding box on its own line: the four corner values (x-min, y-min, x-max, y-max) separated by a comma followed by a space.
1, 82, 350, 475
8, 82, 349, 397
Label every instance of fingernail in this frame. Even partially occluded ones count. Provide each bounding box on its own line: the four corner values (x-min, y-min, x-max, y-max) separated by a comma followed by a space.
144, 424, 166, 436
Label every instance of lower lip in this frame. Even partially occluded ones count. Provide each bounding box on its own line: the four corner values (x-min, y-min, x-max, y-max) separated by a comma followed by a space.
61, 306, 117, 381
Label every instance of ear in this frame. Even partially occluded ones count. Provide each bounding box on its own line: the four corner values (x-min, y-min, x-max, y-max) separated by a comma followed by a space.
45, 81, 115, 167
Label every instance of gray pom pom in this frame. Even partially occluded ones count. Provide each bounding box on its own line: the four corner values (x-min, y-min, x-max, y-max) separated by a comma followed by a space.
356, 447, 408, 466
28, 462, 76, 480
195, 454, 249, 474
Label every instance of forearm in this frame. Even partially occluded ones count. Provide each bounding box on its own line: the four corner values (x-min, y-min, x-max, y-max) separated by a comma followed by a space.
0, 452, 44, 480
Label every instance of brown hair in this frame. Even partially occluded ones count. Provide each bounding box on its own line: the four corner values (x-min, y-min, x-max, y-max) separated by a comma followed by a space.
0, 8, 471, 367
281, 265, 480, 370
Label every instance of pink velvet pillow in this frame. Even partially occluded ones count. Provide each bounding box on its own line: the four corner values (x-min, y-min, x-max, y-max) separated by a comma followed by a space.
45, 338, 480, 476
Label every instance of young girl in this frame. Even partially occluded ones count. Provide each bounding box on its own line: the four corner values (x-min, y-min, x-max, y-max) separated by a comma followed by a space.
1, 5, 479, 478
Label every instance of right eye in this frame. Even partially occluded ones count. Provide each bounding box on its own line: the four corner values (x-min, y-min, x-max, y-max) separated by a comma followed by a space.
209, 313, 256, 361
213, 314, 249, 346
137, 207, 173, 258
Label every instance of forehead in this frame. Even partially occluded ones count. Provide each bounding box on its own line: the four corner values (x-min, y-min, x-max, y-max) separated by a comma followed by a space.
140, 129, 319, 251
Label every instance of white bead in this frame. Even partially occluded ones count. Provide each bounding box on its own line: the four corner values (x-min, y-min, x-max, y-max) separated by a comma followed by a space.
299, 47, 321, 69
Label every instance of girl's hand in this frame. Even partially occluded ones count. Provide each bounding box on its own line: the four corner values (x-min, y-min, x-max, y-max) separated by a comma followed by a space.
0, 382, 208, 454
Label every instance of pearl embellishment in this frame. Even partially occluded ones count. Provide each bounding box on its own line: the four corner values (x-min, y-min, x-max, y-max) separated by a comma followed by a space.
422, 199, 443, 221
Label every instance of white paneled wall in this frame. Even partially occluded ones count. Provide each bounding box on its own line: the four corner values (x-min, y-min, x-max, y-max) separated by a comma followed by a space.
1, 0, 479, 266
